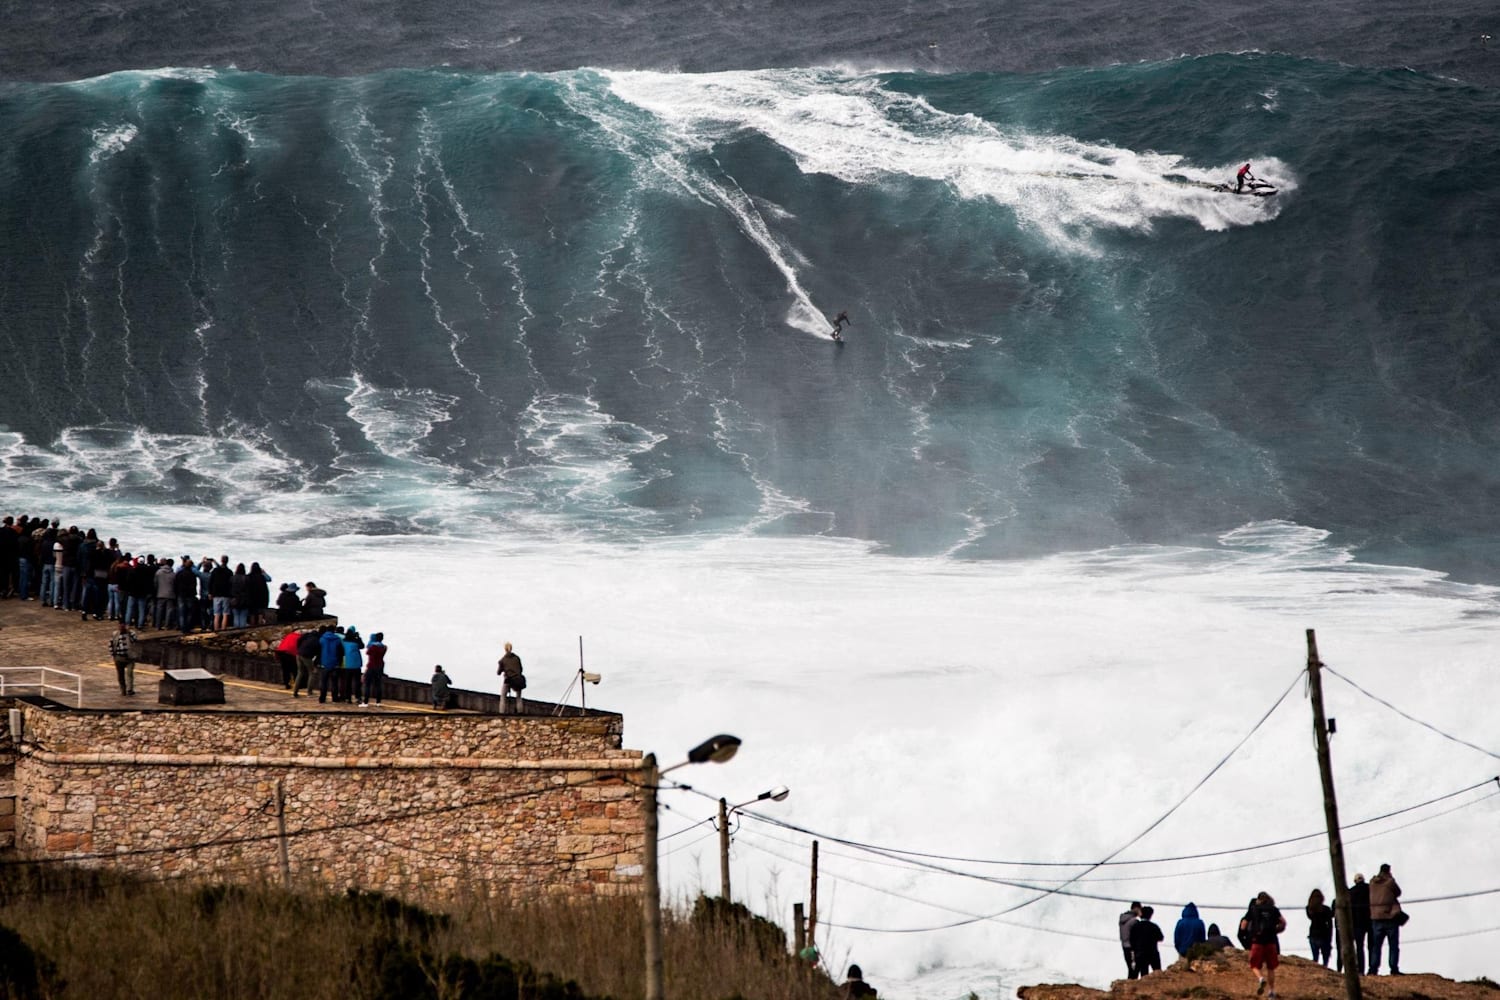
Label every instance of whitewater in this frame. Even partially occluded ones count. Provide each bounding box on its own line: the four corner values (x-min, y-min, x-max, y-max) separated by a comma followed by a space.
3, 51, 1500, 998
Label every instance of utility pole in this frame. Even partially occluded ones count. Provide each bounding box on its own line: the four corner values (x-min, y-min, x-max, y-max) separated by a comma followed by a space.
642, 754, 664, 1000
718, 797, 732, 900
274, 778, 291, 888
808, 840, 819, 947
1307, 629, 1362, 1000
793, 902, 806, 954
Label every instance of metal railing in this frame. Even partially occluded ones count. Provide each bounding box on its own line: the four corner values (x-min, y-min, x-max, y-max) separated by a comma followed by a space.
0, 666, 84, 708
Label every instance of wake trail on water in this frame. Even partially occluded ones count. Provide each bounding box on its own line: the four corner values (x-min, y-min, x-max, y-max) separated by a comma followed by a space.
601, 68, 1291, 258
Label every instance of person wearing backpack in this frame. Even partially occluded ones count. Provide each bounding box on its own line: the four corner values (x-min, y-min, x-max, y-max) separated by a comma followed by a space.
1239, 891, 1286, 998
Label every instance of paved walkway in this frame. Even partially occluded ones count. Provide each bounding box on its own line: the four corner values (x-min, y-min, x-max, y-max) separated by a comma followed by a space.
0, 599, 446, 715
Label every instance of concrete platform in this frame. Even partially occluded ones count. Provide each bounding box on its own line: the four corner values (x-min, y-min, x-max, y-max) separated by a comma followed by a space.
0, 599, 451, 715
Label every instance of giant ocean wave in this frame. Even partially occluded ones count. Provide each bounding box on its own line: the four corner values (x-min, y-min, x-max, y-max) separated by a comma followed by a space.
1, 56, 1498, 572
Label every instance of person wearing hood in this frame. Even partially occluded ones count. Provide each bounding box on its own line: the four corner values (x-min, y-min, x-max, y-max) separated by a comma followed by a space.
840, 964, 877, 998
1204, 924, 1235, 952
1175, 902, 1207, 956
1367, 863, 1402, 975
318, 626, 343, 703
1119, 902, 1142, 978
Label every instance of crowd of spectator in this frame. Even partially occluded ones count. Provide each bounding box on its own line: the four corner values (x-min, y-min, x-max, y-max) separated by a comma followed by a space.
0, 513, 330, 633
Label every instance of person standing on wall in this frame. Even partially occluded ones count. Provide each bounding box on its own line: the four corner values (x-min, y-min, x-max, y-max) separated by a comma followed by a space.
498, 641, 526, 714
1368, 863, 1403, 975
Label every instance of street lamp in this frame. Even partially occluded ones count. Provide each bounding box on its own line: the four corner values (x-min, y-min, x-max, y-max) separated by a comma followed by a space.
643, 734, 741, 1000
717, 785, 790, 901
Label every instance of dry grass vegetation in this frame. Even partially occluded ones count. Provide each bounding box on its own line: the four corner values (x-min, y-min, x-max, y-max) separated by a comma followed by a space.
0, 866, 842, 1000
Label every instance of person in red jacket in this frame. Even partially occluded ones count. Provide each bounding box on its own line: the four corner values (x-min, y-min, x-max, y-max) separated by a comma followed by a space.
362, 632, 387, 708
1236, 163, 1254, 192
275, 629, 302, 689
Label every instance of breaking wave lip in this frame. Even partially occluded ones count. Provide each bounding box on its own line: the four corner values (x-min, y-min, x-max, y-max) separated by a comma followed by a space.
600, 67, 1293, 254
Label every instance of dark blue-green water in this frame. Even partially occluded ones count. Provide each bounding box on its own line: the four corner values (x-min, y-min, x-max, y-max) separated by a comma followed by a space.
3, 55, 1497, 576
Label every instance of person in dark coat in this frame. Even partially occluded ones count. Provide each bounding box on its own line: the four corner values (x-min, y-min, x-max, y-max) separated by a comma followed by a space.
302, 581, 327, 620
173, 556, 199, 633
276, 582, 303, 624
247, 562, 271, 625
1306, 888, 1334, 966
1130, 905, 1165, 977
497, 641, 525, 714
431, 664, 452, 710
840, 964, 877, 998
1119, 902, 1142, 978
1174, 902, 1207, 956
230, 563, 251, 628
294, 627, 321, 698
1204, 923, 1235, 952
1342, 873, 1371, 974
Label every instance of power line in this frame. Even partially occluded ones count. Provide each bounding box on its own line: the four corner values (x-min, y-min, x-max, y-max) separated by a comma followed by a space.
1324, 666, 1500, 761
733, 669, 1306, 933
732, 827, 1113, 943
705, 775, 1497, 872
1406, 923, 1500, 944
735, 786, 1500, 889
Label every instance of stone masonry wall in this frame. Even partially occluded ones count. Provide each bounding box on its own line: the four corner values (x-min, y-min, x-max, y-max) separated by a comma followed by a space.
4, 703, 646, 898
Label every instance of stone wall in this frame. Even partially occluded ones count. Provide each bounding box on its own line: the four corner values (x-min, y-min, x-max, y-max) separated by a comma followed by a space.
2, 701, 646, 898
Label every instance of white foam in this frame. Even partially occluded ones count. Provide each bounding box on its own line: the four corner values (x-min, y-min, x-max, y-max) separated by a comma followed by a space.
317, 374, 459, 465
5, 435, 1496, 993
87, 123, 138, 166
602, 69, 1293, 254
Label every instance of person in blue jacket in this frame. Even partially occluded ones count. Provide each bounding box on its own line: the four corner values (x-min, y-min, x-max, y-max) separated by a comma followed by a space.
1175, 902, 1207, 957
318, 625, 343, 704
